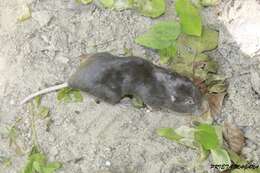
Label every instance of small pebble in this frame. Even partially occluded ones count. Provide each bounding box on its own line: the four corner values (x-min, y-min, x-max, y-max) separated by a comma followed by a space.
105, 160, 111, 167
10, 100, 15, 105
146, 109, 151, 113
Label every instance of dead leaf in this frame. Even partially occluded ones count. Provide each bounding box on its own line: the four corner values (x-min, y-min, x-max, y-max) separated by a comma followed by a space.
207, 93, 226, 117
193, 77, 208, 94
223, 121, 245, 154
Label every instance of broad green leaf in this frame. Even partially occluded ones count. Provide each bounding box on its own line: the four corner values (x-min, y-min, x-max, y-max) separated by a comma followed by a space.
177, 27, 219, 54
18, 5, 31, 22
200, 0, 219, 6
132, 97, 145, 108
113, 0, 134, 10
33, 161, 43, 172
57, 87, 83, 103
175, 0, 202, 36
214, 125, 223, 146
198, 144, 209, 162
157, 128, 183, 141
135, 21, 181, 49
159, 45, 177, 64
71, 90, 84, 102
23, 153, 46, 173
23, 149, 61, 173
150, 22, 181, 41
43, 162, 62, 173
210, 148, 231, 170
101, 0, 114, 8
135, 0, 165, 18
175, 126, 198, 148
226, 149, 247, 165
175, 126, 195, 139
76, 0, 93, 4
195, 124, 219, 150
135, 33, 173, 49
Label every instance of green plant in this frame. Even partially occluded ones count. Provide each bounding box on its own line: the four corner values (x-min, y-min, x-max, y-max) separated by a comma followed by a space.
23, 146, 61, 173
158, 124, 229, 171
21, 97, 62, 173
57, 87, 83, 103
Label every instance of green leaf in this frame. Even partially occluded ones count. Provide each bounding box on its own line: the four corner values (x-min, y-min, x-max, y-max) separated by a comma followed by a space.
113, 0, 134, 10
198, 144, 210, 162
76, 0, 93, 4
135, 0, 165, 18
57, 87, 83, 103
200, 0, 219, 6
135, 21, 181, 49
132, 97, 145, 109
195, 124, 219, 150
214, 125, 223, 146
33, 161, 43, 172
177, 27, 219, 54
157, 128, 183, 141
38, 106, 50, 118
23, 153, 46, 173
18, 5, 31, 22
43, 162, 62, 173
226, 149, 247, 165
101, 0, 114, 8
159, 45, 177, 64
22, 149, 61, 173
210, 148, 231, 171
175, 126, 198, 148
175, 0, 202, 36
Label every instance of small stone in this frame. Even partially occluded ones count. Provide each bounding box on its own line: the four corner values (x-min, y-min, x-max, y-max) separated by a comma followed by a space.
146, 109, 151, 113
9, 100, 15, 105
105, 160, 111, 167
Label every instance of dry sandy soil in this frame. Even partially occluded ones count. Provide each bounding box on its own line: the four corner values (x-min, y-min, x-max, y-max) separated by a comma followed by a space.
0, 0, 259, 173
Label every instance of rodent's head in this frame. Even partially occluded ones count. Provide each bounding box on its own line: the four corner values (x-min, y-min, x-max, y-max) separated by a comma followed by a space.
156, 69, 203, 114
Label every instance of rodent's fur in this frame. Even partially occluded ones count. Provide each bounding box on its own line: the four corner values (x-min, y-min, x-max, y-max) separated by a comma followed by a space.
21, 52, 202, 114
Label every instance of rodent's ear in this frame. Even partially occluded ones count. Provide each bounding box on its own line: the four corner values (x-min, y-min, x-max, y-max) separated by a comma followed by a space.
171, 95, 176, 102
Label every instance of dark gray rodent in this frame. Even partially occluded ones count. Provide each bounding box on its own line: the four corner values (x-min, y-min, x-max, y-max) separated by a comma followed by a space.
21, 52, 202, 114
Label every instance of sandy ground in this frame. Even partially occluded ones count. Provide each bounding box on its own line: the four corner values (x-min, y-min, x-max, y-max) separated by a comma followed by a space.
0, 0, 259, 173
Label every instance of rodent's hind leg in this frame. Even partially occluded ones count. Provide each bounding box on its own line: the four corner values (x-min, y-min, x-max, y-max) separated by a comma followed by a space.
91, 86, 122, 105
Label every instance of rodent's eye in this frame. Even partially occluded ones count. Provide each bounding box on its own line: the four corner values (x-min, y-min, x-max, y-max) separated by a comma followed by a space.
184, 98, 194, 105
